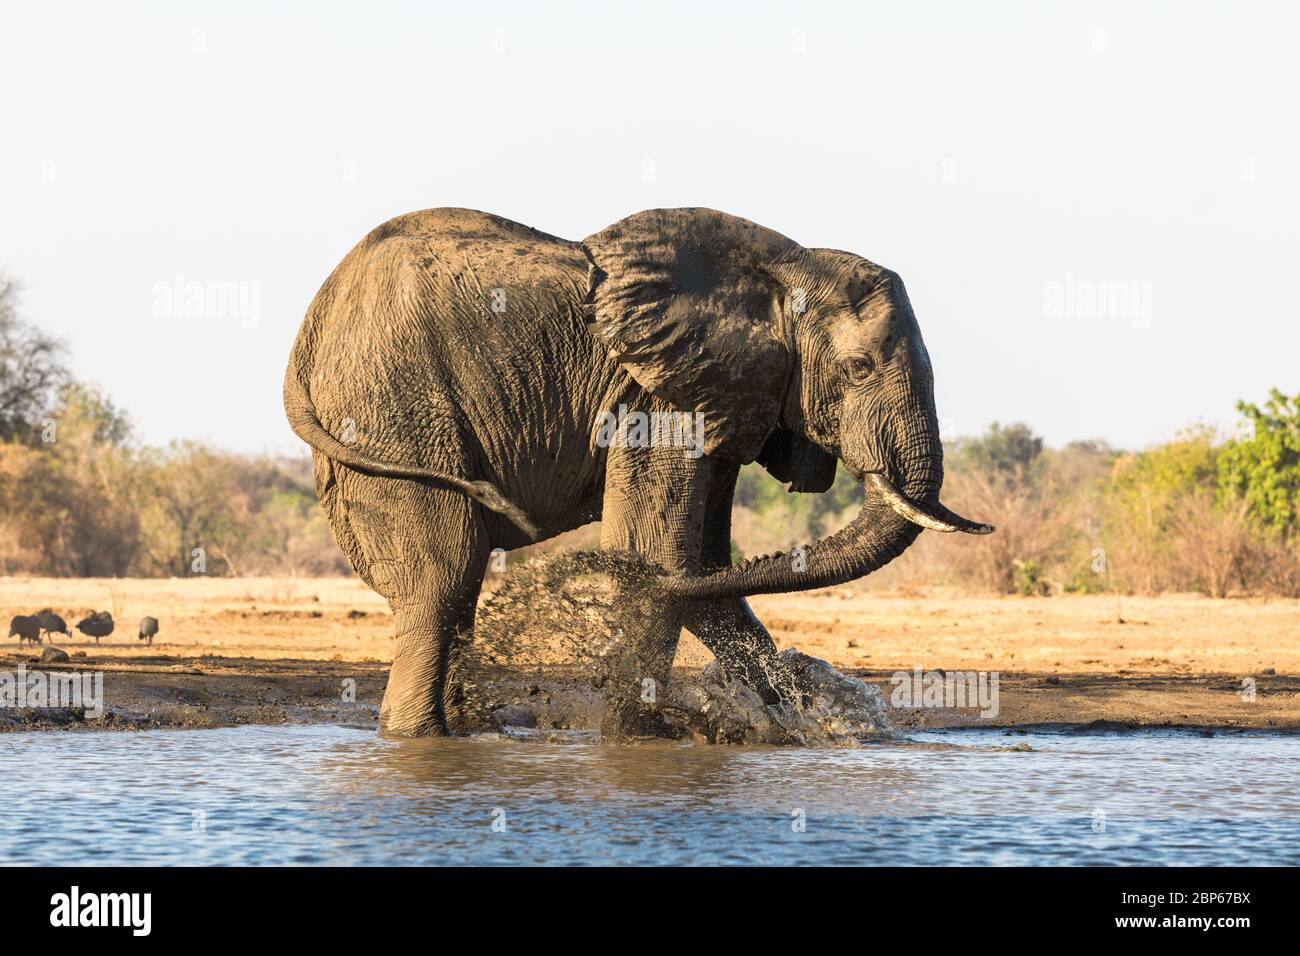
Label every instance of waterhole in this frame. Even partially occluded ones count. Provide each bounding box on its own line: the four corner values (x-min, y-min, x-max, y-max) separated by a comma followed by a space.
3, 725, 1296, 865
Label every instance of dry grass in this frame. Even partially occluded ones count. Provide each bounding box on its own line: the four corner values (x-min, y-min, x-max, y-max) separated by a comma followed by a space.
0, 576, 391, 662
2, 576, 1296, 678
741, 589, 1300, 676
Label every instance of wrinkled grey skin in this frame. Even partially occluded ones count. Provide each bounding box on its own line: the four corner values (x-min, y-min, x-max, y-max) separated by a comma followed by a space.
285, 208, 990, 738
10, 615, 41, 646
76, 611, 114, 643
138, 616, 159, 646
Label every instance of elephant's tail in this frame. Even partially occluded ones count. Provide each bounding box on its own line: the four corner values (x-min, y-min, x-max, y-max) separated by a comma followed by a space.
283, 372, 540, 540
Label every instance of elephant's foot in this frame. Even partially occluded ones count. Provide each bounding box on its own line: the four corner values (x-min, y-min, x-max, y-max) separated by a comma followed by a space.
378, 705, 449, 738
378, 669, 450, 738
715, 654, 796, 707
601, 697, 686, 742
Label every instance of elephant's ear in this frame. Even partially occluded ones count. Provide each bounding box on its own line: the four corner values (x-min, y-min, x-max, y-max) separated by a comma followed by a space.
582, 208, 802, 463
756, 429, 838, 493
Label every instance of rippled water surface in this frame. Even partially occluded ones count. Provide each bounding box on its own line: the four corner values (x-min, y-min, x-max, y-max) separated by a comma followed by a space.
2, 724, 1297, 865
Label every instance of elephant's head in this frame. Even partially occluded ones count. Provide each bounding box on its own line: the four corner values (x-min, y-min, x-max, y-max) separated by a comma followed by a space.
582, 208, 991, 600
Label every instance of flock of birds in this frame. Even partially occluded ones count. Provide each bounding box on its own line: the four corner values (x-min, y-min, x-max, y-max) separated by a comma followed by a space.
9, 609, 160, 647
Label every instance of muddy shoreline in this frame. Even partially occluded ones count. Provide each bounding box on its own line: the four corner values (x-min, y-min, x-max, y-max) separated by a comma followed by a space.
2, 651, 1294, 735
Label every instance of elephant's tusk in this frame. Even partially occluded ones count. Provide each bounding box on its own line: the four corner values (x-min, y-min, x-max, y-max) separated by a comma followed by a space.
867, 472, 994, 535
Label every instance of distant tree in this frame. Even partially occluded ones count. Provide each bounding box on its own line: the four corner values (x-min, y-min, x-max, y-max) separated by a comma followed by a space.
1111, 424, 1220, 500
0, 277, 69, 442
0, 384, 139, 576
1218, 389, 1300, 539
1103, 425, 1239, 595
956, 422, 1043, 481
143, 442, 245, 575
734, 462, 790, 511
52, 382, 132, 447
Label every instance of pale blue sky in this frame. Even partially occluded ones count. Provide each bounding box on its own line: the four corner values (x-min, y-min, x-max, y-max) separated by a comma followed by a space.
2, 0, 1297, 454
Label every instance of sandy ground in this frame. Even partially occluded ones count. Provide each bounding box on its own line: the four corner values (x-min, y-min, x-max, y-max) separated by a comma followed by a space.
1, 576, 1296, 733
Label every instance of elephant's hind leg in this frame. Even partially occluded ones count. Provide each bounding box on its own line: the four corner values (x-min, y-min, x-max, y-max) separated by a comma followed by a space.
335, 470, 489, 737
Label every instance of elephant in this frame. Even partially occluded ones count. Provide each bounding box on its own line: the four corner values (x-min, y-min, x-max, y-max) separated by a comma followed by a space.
284, 207, 991, 738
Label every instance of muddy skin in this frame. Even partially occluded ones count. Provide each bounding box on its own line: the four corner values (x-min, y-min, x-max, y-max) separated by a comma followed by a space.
284, 208, 994, 739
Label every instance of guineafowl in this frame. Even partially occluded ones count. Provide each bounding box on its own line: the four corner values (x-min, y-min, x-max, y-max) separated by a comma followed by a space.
36, 608, 70, 639
138, 616, 159, 646
10, 615, 41, 646
76, 611, 115, 644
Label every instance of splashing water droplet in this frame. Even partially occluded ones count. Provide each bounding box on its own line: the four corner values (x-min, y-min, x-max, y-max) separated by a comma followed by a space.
452, 550, 892, 746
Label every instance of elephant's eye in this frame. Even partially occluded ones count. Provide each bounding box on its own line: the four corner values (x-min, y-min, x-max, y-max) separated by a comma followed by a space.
846, 354, 876, 381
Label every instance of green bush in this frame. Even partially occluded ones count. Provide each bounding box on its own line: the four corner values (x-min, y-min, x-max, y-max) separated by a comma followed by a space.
1218, 389, 1300, 539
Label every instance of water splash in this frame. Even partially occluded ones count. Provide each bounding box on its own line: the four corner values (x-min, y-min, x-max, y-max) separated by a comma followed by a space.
453, 550, 891, 746
669, 650, 889, 746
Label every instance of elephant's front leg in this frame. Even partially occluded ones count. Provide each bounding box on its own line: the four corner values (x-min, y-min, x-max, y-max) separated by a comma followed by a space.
599, 598, 688, 739
682, 459, 791, 704
598, 436, 719, 739
683, 598, 789, 705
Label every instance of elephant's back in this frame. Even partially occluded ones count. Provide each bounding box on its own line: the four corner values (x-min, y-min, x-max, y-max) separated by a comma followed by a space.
303, 208, 589, 341
362, 207, 571, 250
289, 208, 607, 502
358, 208, 589, 291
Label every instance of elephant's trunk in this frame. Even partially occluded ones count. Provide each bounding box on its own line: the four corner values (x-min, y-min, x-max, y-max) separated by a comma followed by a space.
662, 484, 922, 600
662, 388, 990, 601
